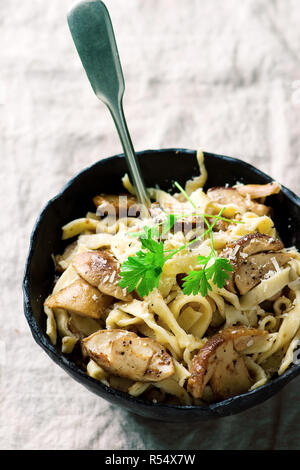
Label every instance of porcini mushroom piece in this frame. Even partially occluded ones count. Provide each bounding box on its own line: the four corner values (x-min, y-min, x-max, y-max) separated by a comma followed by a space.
209, 341, 252, 399
235, 251, 291, 295
207, 217, 229, 232
188, 327, 266, 400
72, 251, 132, 301
223, 233, 284, 259
93, 193, 139, 217
247, 202, 271, 216
221, 326, 268, 351
207, 187, 270, 216
83, 329, 175, 382
221, 233, 286, 294
207, 187, 248, 208
44, 279, 113, 319
235, 182, 281, 199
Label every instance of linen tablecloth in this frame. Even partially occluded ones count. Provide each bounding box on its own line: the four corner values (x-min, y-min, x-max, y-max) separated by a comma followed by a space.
1, 0, 300, 449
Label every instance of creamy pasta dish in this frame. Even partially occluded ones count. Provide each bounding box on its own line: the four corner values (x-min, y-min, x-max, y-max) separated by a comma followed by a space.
44, 151, 300, 405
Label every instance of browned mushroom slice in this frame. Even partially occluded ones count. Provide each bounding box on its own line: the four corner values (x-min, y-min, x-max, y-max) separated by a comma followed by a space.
93, 193, 139, 217
72, 251, 132, 301
44, 279, 113, 319
235, 182, 281, 199
223, 233, 283, 259
235, 251, 291, 295
83, 329, 175, 382
207, 187, 270, 216
247, 202, 271, 216
209, 341, 252, 400
207, 217, 229, 232
188, 327, 266, 400
207, 187, 247, 207
221, 233, 285, 293
221, 326, 268, 350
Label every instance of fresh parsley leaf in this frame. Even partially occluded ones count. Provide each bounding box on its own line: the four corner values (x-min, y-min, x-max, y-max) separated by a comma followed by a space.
137, 225, 161, 239
119, 238, 165, 297
209, 257, 234, 288
182, 268, 213, 297
182, 255, 234, 297
127, 224, 160, 239
195, 255, 210, 265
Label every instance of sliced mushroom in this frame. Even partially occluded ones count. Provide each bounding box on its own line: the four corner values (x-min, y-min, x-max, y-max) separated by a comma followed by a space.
235, 182, 281, 199
235, 252, 291, 295
93, 193, 139, 217
188, 327, 266, 400
208, 187, 246, 207
207, 187, 270, 216
83, 329, 175, 382
44, 279, 113, 319
220, 326, 268, 350
72, 251, 132, 301
223, 233, 283, 259
221, 233, 289, 294
207, 217, 229, 232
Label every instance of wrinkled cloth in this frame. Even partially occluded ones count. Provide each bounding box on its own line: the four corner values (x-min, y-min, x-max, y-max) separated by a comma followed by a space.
1, 0, 300, 450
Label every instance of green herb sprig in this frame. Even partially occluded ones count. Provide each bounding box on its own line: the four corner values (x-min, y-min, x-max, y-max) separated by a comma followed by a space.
119, 229, 165, 297
119, 182, 240, 298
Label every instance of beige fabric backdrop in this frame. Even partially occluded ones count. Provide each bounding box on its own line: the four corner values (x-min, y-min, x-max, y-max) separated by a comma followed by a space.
1, 0, 300, 449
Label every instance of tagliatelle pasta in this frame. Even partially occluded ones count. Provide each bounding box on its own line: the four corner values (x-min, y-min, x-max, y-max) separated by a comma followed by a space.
44, 150, 300, 405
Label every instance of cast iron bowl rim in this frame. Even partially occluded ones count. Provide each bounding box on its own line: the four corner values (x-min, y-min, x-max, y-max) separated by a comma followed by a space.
23, 148, 300, 416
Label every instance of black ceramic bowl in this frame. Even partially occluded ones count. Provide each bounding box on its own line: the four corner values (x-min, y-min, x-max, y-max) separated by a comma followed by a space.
23, 148, 300, 422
